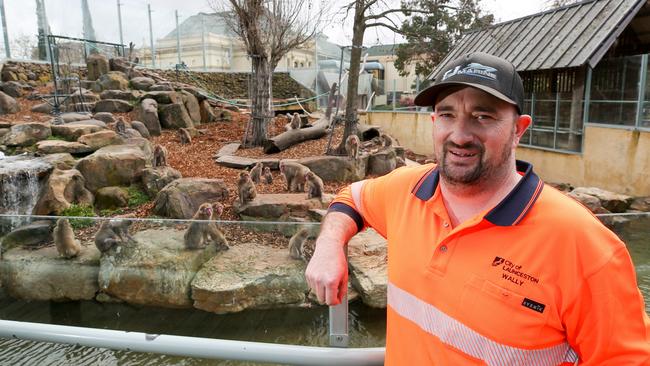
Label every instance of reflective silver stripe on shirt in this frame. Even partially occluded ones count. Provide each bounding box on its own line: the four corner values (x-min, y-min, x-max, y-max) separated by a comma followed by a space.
387, 282, 579, 366
350, 181, 365, 215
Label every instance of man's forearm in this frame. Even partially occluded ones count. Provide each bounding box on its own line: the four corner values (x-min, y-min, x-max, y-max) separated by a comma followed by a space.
315, 211, 359, 250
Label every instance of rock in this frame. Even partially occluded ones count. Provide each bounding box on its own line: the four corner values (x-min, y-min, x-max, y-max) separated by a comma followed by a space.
130, 121, 151, 138
199, 100, 219, 123
77, 130, 122, 150
258, 158, 280, 170
347, 229, 387, 308
51, 123, 104, 140
630, 197, 650, 212
159, 102, 194, 129
214, 154, 256, 169
92, 112, 115, 123
215, 108, 233, 122
0, 81, 28, 98
108, 57, 132, 74
98, 228, 222, 308
60, 112, 93, 123
548, 182, 573, 192
1, 67, 18, 82
1, 122, 51, 147
308, 208, 327, 222
94, 99, 134, 113
152, 178, 230, 219
367, 148, 397, 176
141, 166, 182, 196
214, 143, 240, 159
133, 98, 161, 136
0, 128, 7, 138
98, 71, 129, 91
149, 83, 175, 91
67, 89, 100, 104
66, 119, 107, 128
130, 77, 155, 91
0, 221, 53, 249
571, 187, 633, 213
32, 168, 94, 215
99, 89, 143, 101
40, 153, 76, 170
180, 87, 210, 102
233, 193, 333, 220
0, 244, 100, 301
31, 102, 53, 114
87, 53, 109, 81
36, 140, 94, 155
567, 191, 604, 213
180, 90, 201, 125
95, 186, 129, 210
142, 91, 180, 104
75, 144, 150, 192
191, 242, 309, 313
123, 137, 154, 161
0, 91, 20, 114
299, 155, 368, 182
63, 102, 96, 113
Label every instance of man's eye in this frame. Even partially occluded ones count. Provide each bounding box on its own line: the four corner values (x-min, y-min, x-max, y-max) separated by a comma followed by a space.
476, 114, 493, 121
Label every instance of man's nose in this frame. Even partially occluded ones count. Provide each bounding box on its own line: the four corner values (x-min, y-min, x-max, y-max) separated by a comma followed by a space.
447, 116, 475, 146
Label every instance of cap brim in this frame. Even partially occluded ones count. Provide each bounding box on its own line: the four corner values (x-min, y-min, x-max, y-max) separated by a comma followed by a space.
414, 81, 519, 110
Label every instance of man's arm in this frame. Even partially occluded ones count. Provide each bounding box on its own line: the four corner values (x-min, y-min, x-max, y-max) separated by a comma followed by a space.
305, 211, 359, 305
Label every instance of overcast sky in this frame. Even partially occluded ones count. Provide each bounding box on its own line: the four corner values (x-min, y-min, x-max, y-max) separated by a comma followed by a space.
1, 0, 548, 49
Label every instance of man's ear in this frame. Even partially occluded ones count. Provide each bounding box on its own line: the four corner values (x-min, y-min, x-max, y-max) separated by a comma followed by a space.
514, 114, 532, 145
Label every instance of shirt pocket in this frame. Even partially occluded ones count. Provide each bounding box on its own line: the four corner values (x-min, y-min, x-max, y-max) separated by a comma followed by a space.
459, 275, 549, 347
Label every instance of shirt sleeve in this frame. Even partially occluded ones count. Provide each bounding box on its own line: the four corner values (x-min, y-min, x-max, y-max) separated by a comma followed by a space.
564, 245, 650, 365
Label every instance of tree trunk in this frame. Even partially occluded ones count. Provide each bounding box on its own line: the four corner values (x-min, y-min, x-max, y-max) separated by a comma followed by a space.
264, 118, 330, 153
248, 55, 273, 147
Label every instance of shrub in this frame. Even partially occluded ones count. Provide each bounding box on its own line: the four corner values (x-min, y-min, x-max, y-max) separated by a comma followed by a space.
127, 185, 150, 207
60, 204, 96, 229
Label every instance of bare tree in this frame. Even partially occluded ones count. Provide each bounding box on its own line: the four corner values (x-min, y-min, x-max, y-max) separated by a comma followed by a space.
208, 0, 325, 147
11, 33, 37, 60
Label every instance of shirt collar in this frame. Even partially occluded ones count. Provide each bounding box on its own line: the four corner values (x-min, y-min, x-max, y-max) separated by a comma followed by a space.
411, 160, 544, 226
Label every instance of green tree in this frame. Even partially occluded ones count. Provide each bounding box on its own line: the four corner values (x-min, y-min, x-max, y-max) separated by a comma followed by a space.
394, 0, 494, 78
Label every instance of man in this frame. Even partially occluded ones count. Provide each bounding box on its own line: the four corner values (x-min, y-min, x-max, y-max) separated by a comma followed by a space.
305, 52, 650, 365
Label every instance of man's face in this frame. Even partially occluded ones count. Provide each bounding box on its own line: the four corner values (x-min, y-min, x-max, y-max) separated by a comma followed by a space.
432, 86, 530, 187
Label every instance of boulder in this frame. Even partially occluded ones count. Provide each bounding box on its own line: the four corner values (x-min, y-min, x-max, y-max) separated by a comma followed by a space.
98, 228, 223, 308
40, 153, 76, 170
200, 100, 219, 123
298, 155, 368, 182
123, 137, 154, 161
367, 148, 397, 176
141, 166, 182, 196
214, 155, 256, 169
566, 191, 604, 213
630, 197, 650, 212
233, 193, 333, 221
0, 128, 7, 138
133, 98, 161, 136
214, 143, 240, 159
571, 187, 633, 213
60, 112, 93, 123
75, 144, 150, 192
180, 87, 210, 102
1, 244, 100, 301
191, 242, 309, 313
95, 186, 129, 210
130, 121, 150, 138
108, 57, 132, 74
87, 53, 109, 81
92, 112, 116, 123
36, 140, 94, 155
77, 130, 122, 150
51, 123, 104, 140
1, 122, 51, 146
215, 108, 233, 121
63, 102, 96, 113
180, 90, 201, 125
149, 83, 175, 91
348, 229, 387, 308
0, 91, 20, 114
1, 66, 18, 82
31, 102, 53, 114
98, 71, 129, 91
0, 81, 29, 98
94, 99, 134, 113
67, 89, 100, 104
152, 178, 230, 219
66, 119, 107, 128
130, 76, 155, 91
142, 91, 180, 104
32, 168, 94, 215
99, 89, 143, 101
0, 220, 53, 249
159, 102, 194, 129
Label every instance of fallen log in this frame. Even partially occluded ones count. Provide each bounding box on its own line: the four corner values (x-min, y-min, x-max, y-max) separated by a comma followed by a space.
263, 118, 330, 154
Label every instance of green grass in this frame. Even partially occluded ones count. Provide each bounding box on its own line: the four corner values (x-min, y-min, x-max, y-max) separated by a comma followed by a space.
60, 204, 96, 229
127, 185, 150, 207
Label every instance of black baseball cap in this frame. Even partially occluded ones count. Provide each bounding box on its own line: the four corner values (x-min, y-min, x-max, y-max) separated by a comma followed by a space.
414, 52, 524, 113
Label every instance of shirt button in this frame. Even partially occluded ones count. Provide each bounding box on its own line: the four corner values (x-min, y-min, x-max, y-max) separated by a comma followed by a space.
439, 245, 448, 253
443, 221, 449, 228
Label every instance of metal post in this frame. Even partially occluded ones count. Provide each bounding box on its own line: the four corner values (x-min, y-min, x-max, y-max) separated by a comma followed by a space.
333, 46, 345, 118
175, 10, 181, 65
201, 14, 207, 71
529, 92, 536, 145
314, 39, 319, 109
392, 79, 396, 111
147, 4, 155, 68
416, 75, 420, 94
553, 91, 560, 149
116, 0, 124, 46
0, 0, 10, 59
329, 245, 349, 348
635, 54, 648, 128
582, 67, 592, 125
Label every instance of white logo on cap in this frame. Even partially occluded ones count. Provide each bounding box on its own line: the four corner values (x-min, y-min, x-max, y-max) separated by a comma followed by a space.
442, 63, 498, 81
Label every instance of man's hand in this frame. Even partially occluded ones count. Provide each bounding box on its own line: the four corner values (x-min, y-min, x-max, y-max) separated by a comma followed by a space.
305, 240, 348, 305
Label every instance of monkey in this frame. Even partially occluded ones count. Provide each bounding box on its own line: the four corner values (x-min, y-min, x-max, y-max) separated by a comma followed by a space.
178, 128, 192, 144
207, 202, 229, 251
345, 135, 360, 160
237, 171, 257, 205
115, 117, 128, 136
285, 112, 301, 131
304, 171, 324, 199
94, 219, 133, 253
380, 133, 394, 149
279, 161, 310, 192
53, 218, 81, 258
249, 162, 263, 184
263, 166, 273, 184
396, 156, 406, 168
153, 144, 168, 167
184, 203, 213, 249
288, 228, 310, 262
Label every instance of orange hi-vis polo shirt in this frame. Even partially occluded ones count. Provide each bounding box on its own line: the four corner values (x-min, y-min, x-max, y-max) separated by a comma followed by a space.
329, 160, 650, 365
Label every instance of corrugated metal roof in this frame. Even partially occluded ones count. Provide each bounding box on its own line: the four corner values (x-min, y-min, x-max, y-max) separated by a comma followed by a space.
366, 44, 400, 56
429, 0, 646, 78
